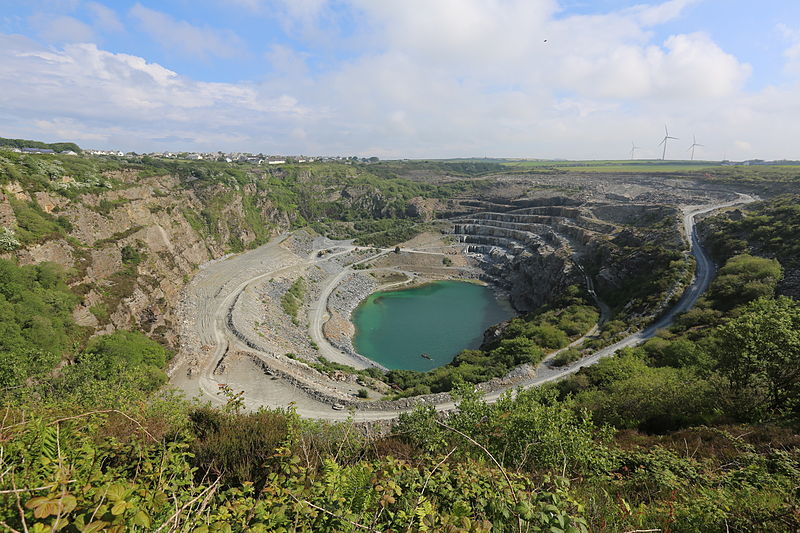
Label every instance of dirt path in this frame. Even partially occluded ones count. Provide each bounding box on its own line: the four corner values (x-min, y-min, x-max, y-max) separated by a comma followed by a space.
171, 195, 753, 420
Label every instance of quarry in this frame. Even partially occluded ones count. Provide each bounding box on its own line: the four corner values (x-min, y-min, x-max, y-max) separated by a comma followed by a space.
164, 170, 750, 419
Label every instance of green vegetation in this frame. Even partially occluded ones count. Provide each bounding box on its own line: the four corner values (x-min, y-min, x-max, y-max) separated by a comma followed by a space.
552, 347, 582, 367
281, 277, 306, 322
707, 194, 800, 269
0, 150, 117, 195
0, 136, 82, 153
0, 260, 81, 388
708, 254, 782, 310
715, 296, 800, 420
351, 219, 421, 247
6, 195, 64, 244
2, 375, 797, 531
130, 159, 489, 252
0, 226, 20, 251
557, 252, 791, 433
0, 257, 172, 397
79, 331, 172, 392
301, 355, 384, 382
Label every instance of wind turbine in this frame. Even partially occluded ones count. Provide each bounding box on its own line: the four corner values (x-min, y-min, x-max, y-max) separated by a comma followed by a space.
688, 134, 704, 161
630, 141, 641, 160
658, 125, 678, 160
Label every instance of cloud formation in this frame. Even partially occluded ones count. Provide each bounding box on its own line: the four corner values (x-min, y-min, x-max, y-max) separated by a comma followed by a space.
1, 0, 799, 160
129, 4, 244, 59
28, 13, 94, 43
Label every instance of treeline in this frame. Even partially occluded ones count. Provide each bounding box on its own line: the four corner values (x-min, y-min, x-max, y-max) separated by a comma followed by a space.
0, 136, 82, 153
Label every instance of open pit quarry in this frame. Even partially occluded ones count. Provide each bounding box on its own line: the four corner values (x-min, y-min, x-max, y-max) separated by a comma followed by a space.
169, 173, 753, 420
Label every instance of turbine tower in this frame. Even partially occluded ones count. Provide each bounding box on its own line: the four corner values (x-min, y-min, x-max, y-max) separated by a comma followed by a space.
688, 135, 704, 161
630, 141, 641, 160
658, 125, 678, 160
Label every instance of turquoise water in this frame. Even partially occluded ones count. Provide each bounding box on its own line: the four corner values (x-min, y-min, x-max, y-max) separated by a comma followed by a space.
352, 280, 515, 371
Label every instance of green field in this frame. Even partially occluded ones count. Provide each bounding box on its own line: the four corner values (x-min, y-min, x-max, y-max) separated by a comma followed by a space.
500, 159, 724, 173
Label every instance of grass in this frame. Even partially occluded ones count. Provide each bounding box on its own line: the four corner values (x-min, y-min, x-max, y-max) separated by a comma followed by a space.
501, 159, 725, 173
281, 277, 306, 322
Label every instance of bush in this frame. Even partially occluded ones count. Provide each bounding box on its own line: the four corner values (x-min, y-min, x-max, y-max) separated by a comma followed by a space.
577, 366, 718, 432
709, 254, 782, 310
552, 347, 582, 367
189, 407, 291, 484
78, 331, 172, 392
0, 226, 20, 251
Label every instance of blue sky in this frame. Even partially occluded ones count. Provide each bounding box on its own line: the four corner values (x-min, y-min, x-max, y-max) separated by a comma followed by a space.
1, 0, 799, 159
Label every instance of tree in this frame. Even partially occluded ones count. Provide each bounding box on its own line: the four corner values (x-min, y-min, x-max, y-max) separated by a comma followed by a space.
714, 296, 800, 419
709, 254, 782, 310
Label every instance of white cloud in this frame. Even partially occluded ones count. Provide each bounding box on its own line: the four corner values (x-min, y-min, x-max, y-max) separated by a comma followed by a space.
3, 1, 800, 160
86, 2, 124, 34
29, 13, 94, 43
0, 34, 308, 151
129, 4, 244, 59
778, 23, 800, 77
624, 0, 701, 26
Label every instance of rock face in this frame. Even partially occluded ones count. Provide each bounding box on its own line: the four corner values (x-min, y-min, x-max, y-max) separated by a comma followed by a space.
0, 172, 290, 347
450, 196, 686, 314
451, 200, 595, 311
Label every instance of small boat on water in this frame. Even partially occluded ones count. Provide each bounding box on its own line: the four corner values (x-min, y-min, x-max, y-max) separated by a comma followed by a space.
420, 353, 432, 360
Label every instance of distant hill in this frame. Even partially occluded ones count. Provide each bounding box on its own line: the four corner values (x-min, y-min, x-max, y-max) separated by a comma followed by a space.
0, 136, 82, 153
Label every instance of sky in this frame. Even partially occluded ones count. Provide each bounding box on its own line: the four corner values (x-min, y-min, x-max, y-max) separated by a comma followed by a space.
1, 0, 800, 160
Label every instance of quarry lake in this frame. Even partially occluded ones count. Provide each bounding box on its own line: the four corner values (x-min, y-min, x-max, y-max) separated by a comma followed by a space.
352, 280, 515, 371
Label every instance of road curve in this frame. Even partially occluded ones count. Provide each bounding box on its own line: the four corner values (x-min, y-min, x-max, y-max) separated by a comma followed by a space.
173, 194, 753, 420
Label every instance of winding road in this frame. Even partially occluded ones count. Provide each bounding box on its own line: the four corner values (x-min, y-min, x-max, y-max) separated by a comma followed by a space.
170, 194, 753, 420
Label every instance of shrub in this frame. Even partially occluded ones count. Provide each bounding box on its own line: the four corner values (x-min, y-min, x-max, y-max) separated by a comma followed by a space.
189, 407, 291, 484
0, 226, 20, 251
552, 347, 582, 367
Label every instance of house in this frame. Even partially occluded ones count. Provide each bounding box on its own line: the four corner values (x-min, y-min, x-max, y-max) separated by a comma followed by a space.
60, 150, 78, 156
21, 148, 55, 154
267, 159, 286, 165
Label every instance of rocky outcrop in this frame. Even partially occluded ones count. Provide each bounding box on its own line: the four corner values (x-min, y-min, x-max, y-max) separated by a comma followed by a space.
1, 172, 292, 347
451, 198, 684, 314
